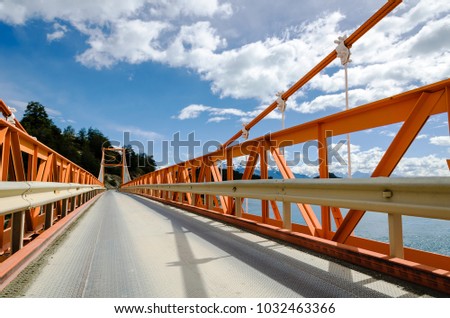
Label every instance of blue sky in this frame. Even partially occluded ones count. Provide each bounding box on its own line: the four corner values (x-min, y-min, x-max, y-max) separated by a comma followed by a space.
0, 0, 449, 176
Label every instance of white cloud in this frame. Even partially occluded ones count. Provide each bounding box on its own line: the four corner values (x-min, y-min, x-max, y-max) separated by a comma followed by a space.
59, 118, 76, 124
115, 125, 163, 140
149, 0, 232, 19
395, 154, 450, 176
0, 0, 147, 25
430, 136, 450, 146
76, 19, 171, 68
47, 23, 68, 42
207, 116, 228, 123
416, 134, 428, 140
47, 30, 65, 42
162, 21, 226, 67
176, 104, 211, 120
285, 143, 449, 178
175, 103, 281, 123
379, 130, 397, 138
46, 107, 62, 117
8, 99, 27, 111
0, 0, 449, 123
294, 0, 450, 113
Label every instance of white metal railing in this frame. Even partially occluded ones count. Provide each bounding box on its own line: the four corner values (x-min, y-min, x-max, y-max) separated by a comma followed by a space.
122, 177, 450, 219
0, 182, 104, 216
122, 177, 450, 258
0, 182, 104, 255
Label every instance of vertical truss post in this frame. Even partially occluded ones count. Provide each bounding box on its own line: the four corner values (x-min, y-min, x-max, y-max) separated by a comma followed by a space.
0, 215, 4, 251
11, 210, 25, 253
10, 131, 25, 181
226, 149, 234, 214
0, 128, 11, 181
259, 142, 269, 223
70, 195, 76, 211
44, 203, 54, 229
318, 126, 331, 237
235, 196, 242, 218
446, 87, 450, 170
29, 146, 38, 181
388, 213, 404, 258
283, 202, 292, 230
205, 160, 213, 210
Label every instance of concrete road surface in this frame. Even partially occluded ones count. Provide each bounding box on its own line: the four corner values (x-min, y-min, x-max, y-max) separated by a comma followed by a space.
11, 191, 435, 297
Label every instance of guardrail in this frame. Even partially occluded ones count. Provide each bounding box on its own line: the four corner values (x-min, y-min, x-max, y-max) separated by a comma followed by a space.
123, 177, 450, 219
0, 182, 104, 256
121, 177, 450, 259
121, 79, 450, 292
122, 176, 450, 293
1, 101, 105, 260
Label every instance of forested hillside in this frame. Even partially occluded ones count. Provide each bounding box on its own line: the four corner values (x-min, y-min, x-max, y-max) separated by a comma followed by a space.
20, 101, 156, 181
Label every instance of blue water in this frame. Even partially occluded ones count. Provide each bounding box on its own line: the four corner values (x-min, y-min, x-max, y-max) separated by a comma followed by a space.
242, 199, 450, 256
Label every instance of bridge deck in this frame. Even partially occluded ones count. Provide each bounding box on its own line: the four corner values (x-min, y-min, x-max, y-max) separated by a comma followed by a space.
5, 191, 436, 297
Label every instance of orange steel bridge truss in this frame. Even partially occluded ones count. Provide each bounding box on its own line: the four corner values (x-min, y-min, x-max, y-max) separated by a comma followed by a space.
0, 0, 449, 294
122, 0, 450, 293
98, 147, 132, 185
0, 112, 103, 259
123, 79, 450, 293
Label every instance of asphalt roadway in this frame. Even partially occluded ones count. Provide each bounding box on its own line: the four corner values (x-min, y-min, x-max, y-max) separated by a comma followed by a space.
12, 191, 435, 297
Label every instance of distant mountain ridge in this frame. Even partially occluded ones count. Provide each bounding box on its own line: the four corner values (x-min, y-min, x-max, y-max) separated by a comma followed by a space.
234, 166, 372, 179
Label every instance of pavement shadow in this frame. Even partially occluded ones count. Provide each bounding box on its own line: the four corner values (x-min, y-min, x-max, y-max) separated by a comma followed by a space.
125, 194, 400, 298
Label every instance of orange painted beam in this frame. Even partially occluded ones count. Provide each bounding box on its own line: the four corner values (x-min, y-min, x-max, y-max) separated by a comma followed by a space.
0, 128, 11, 181
333, 91, 444, 243
0, 100, 27, 133
270, 146, 321, 236
10, 132, 25, 181
447, 87, 450, 170
1, 111, 103, 264
0, 120, 101, 185
221, 0, 403, 149
210, 163, 228, 213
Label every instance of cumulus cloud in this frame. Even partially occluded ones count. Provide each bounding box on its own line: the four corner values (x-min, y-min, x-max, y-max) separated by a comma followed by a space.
114, 125, 163, 140
430, 136, 450, 146
395, 155, 450, 176
416, 134, 428, 140
0, 0, 230, 25
0, 0, 146, 25
76, 19, 171, 68
47, 23, 68, 42
297, 0, 450, 112
176, 104, 211, 120
207, 116, 228, 123
175, 100, 291, 124
286, 143, 449, 178
174, 103, 270, 123
149, 0, 232, 19
1, 0, 448, 108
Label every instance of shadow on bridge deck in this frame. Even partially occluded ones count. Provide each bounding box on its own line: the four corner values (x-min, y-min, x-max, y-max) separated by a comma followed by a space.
1, 191, 441, 298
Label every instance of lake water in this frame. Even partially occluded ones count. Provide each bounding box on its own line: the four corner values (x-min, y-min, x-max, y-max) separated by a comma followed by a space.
242, 199, 450, 256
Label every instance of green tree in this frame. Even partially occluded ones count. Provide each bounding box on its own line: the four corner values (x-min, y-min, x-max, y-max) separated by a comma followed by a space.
124, 145, 156, 179
20, 101, 156, 181
76, 128, 87, 148
20, 101, 62, 152
87, 127, 111, 159
60, 126, 80, 163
